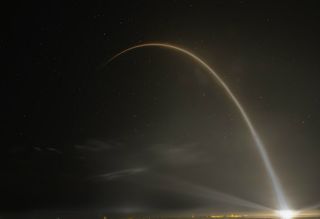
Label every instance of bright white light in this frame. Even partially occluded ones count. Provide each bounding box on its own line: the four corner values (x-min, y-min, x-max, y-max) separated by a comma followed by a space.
276, 210, 297, 219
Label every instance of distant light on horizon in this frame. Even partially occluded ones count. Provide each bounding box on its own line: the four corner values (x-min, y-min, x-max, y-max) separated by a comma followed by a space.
276, 210, 297, 219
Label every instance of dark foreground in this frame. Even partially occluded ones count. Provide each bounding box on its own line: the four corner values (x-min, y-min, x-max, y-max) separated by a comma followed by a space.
2, 211, 320, 219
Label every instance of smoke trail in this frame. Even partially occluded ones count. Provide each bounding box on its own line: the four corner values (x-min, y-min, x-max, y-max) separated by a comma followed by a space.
146, 173, 272, 211
299, 202, 320, 211
106, 43, 288, 210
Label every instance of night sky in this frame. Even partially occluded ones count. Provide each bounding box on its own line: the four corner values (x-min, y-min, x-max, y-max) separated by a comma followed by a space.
4, 0, 320, 215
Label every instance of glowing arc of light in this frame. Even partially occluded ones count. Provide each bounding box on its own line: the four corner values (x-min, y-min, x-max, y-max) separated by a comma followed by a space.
107, 43, 288, 210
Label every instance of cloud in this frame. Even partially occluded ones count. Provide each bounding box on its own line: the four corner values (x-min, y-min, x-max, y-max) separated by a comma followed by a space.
74, 139, 115, 152
148, 143, 208, 166
32, 146, 62, 154
46, 147, 62, 154
92, 167, 148, 181
33, 146, 42, 151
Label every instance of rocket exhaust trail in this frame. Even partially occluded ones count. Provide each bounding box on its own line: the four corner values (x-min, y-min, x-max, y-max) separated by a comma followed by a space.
146, 173, 273, 211
106, 43, 288, 210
